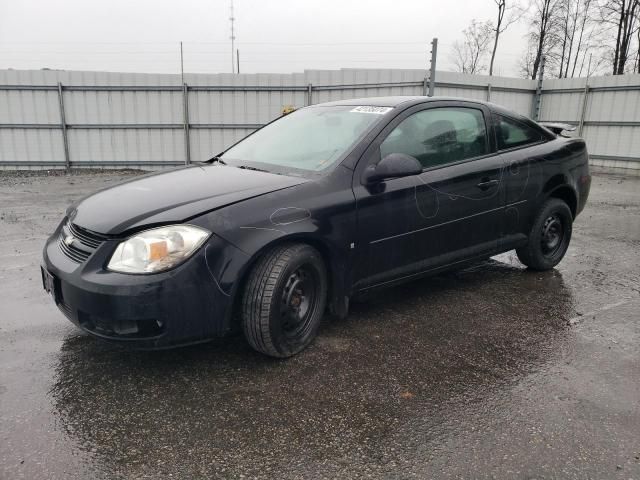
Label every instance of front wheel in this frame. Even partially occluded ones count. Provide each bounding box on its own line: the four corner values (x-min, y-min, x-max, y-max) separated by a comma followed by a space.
241, 243, 327, 358
516, 198, 573, 271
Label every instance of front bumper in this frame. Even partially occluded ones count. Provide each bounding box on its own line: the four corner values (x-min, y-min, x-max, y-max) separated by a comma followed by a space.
42, 221, 246, 349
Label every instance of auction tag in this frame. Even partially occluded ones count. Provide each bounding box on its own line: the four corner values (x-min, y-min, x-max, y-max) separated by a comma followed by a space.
350, 106, 393, 115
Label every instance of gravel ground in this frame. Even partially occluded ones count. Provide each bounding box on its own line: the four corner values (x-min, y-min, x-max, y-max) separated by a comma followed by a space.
0, 171, 639, 479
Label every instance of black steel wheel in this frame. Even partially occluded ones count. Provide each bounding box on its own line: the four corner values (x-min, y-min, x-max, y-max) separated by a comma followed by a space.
280, 266, 321, 338
540, 213, 564, 257
241, 243, 327, 358
517, 198, 573, 271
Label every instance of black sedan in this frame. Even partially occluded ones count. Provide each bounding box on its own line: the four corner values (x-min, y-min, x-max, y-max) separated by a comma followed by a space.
42, 96, 591, 357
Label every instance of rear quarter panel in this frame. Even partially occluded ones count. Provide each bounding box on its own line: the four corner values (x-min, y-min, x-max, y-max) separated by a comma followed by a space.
513, 136, 588, 236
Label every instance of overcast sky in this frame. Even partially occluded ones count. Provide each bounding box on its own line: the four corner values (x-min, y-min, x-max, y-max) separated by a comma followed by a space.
0, 0, 529, 77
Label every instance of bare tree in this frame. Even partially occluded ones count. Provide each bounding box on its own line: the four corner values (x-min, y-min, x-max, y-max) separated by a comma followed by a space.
555, 0, 598, 78
489, 0, 525, 76
519, 37, 538, 77
637, 21, 640, 71
524, 0, 563, 79
557, 0, 576, 77
451, 20, 495, 74
521, 0, 611, 78
600, 0, 640, 74
569, 0, 595, 77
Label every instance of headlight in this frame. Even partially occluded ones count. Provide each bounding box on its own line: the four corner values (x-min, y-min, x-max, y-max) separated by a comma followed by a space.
107, 225, 210, 274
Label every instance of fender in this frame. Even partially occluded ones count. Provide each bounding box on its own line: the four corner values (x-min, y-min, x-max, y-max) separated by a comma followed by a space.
197, 174, 358, 325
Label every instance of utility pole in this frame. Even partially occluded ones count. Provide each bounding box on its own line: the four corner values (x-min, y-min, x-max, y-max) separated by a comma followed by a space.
229, 0, 236, 74
428, 38, 438, 97
532, 55, 545, 120
236, 49, 240, 74
180, 41, 184, 84
578, 54, 593, 137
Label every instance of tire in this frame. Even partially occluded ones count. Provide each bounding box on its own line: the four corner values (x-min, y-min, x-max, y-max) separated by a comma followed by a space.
241, 243, 328, 358
516, 198, 573, 271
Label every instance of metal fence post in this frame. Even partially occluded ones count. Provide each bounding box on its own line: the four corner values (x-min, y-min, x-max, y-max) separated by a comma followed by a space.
306, 83, 313, 106
57, 82, 71, 171
428, 38, 438, 97
182, 82, 191, 165
486, 83, 492, 102
532, 56, 545, 120
422, 77, 428, 96
578, 84, 590, 136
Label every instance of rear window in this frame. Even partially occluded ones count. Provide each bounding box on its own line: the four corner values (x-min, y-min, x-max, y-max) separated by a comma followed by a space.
496, 115, 545, 150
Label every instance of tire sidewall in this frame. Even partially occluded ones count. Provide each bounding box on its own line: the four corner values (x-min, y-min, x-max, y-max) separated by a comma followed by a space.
267, 246, 327, 357
530, 199, 573, 270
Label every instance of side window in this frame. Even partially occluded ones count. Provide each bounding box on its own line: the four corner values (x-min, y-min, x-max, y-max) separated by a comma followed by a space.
379, 107, 488, 169
496, 115, 544, 150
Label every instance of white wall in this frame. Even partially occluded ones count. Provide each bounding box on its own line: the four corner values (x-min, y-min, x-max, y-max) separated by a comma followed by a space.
1, 68, 638, 174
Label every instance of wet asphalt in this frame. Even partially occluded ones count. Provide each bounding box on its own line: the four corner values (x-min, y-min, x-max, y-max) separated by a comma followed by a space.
0, 171, 639, 479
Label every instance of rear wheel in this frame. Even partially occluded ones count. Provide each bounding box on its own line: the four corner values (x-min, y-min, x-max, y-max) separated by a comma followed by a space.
241, 243, 327, 358
516, 198, 573, 271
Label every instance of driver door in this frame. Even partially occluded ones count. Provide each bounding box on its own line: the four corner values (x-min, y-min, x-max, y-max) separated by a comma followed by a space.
352, 102, 505, 289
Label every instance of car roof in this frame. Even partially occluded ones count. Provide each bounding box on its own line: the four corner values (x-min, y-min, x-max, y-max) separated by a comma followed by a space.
313, 96, 490, 109
312, 96, 541, 128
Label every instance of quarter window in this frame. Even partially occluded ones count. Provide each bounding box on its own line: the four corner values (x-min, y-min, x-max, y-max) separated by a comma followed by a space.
496, 115, 544, 150
380, 107, 488, 169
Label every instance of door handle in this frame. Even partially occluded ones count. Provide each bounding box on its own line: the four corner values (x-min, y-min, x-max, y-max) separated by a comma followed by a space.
476, 179, 499, 190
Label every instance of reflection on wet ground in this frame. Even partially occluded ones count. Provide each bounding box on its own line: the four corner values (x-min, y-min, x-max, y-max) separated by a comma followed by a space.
1, 172, 639, 479
52, 261, 572, 477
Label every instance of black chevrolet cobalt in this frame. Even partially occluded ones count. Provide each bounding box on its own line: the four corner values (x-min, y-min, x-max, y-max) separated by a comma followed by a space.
42, 97, 591, 357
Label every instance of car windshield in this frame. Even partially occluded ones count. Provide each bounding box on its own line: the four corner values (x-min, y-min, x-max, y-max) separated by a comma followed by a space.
220, 105, 389, 175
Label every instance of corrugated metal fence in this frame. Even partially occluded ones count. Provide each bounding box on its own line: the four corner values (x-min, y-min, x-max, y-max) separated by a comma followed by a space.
1, 68, 638, 173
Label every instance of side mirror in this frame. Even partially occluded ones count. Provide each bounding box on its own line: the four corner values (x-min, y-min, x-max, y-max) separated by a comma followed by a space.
363, 153, 422, 184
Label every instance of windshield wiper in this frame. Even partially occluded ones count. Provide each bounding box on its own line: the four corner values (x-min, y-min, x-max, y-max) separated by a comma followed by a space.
237, 165, 270, 173
209, 156, 227, 165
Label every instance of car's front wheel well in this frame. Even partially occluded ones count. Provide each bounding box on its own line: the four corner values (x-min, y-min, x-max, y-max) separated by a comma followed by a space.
229, 237, 338, 327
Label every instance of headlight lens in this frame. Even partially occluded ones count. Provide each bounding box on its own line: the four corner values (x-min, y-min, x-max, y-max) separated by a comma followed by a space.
107, 225, 210, 274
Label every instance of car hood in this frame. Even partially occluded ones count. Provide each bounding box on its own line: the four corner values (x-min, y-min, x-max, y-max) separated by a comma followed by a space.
68, 164, 309, 235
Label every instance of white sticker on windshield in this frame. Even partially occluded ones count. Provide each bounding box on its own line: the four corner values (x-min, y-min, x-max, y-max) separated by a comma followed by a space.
350, 106, 393, 115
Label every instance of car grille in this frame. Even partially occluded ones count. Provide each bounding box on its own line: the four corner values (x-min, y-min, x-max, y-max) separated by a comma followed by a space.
58, 221, 108, 263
